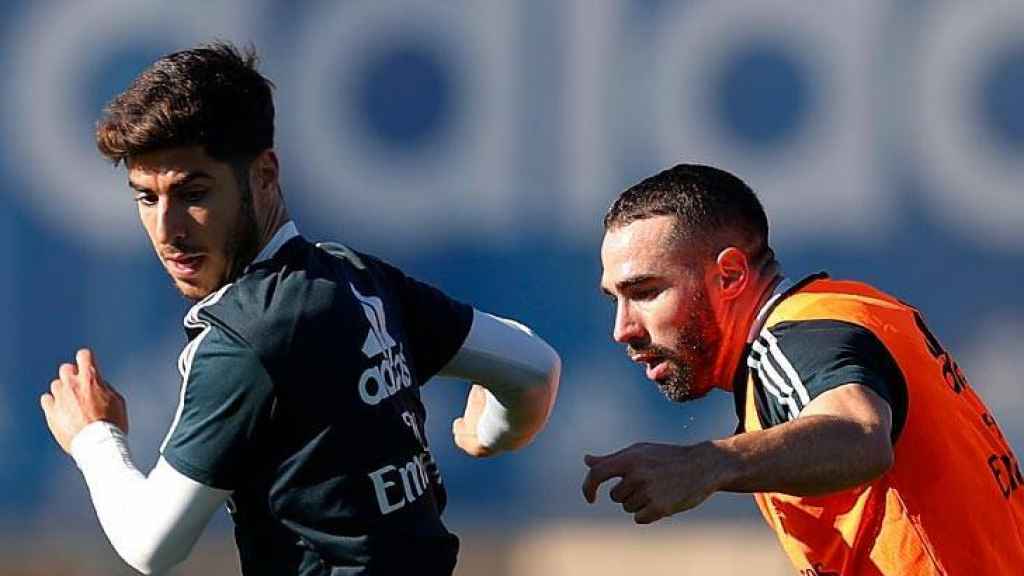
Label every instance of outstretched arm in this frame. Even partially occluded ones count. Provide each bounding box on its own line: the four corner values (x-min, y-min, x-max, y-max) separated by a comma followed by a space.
440, 310, 561, 456
582, 383, 893, 524
716, 383, 893, 495
41, 349, 229, 574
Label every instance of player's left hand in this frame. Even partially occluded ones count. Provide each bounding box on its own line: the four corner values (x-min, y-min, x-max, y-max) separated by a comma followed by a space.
581, 441, 725, 524
40, 348, 129, 454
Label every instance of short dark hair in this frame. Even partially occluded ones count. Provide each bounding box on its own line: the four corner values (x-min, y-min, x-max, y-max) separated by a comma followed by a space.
95, 41, 275, 165
604, 163, 774, 262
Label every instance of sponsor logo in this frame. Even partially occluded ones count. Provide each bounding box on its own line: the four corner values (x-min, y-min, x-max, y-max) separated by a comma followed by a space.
368, 411, 438, 516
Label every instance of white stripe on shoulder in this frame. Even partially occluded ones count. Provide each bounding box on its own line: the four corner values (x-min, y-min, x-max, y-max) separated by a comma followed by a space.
184, 283, 233, 329
760, 329, 811, 407
751, 340, 794, 395
748, 347, 799, 420
162, 283, 234, 453
760, 366, 799, 420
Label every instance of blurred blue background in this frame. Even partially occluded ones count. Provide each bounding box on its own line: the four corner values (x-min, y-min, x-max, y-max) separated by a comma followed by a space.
1, 0, 1023, 572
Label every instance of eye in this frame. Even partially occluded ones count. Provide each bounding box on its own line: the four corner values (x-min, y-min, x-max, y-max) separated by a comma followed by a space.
181, 188, 208, 204
630, 286, 662, 301
133, 193, 157, 207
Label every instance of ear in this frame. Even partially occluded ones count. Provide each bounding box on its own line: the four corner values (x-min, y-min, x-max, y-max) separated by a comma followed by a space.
249, 149, 280, 201
714, 247, 750, 301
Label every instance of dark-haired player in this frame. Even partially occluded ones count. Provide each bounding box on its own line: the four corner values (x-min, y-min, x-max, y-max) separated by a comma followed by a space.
40, 42, 560, 575
584, 163, 1023, 574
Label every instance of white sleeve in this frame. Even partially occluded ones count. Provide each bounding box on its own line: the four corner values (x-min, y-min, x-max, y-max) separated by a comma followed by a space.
439, 309, 561, 453
70, 421, 231, 575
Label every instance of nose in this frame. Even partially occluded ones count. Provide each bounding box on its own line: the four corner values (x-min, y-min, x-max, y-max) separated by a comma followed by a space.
612, 300, 647, 344
154, 198, 187, 245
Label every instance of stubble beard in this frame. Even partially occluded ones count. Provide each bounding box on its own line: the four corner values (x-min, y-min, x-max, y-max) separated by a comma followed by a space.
653, 289, 722, 403
223, 183, 262, 288
175, 182, 262, 303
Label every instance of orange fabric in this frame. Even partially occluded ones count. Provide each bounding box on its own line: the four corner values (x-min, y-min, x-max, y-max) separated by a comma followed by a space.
743, 278, 1024, 575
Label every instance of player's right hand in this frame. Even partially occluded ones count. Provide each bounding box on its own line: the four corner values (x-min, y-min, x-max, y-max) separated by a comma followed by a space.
581, 441, 724, 524
40, 348, 129, 454
452, 384, 495, 458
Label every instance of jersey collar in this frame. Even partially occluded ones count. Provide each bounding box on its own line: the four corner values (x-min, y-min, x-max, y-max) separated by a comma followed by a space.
745, 272, 828, 344
181, 222, 301, 329
248, 221, 299, 270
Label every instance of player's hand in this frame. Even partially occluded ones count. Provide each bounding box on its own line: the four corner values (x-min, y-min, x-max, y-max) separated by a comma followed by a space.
40, 348, 129, 454
581, 441, 725, 524
452, 384, 495, 458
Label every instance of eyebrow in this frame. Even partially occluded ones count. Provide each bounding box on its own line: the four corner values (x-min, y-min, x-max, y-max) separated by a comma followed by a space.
128, 171, 215, 194
600, 274, 660, 295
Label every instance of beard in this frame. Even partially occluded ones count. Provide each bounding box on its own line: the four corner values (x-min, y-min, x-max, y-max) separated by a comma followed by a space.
222, 183, 262, 287
630, 288, 722, 403
171, 183, 262, 303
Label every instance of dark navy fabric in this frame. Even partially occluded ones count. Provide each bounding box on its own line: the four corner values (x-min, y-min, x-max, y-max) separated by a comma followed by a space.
748, 319, 908, 442
161, 236, 473, 575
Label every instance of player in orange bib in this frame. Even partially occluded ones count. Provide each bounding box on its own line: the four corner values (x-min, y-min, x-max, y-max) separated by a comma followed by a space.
583, 163, 1024, 574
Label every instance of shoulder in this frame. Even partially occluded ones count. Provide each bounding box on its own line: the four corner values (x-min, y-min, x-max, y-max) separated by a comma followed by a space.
762, 319, 890, 364
771, 277, 910, 330
756, 318, 897, 394
188, 238, 327, 352
194, 238, 417, 344
751, 318, 907, 434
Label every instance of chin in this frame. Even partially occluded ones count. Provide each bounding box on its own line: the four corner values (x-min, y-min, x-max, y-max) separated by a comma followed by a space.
657, 378, 713, 403
173, 279, 218, 302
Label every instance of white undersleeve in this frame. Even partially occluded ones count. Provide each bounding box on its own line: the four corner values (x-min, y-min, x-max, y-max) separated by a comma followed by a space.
69, 309, 559, 573
440, 309, 561, 453
70, 422, 231, 575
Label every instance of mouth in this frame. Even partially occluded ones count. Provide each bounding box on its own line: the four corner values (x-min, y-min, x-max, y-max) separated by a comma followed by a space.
631, 354, 671, 381
163, 253, 206, 280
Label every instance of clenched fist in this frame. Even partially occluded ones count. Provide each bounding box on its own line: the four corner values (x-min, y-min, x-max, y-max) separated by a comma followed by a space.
40, 348, 128, 454
452, 384, 495, 458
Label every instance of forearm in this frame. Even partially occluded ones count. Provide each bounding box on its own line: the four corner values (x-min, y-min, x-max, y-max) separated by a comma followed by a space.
71, 422, 230, 574
712, 414, 893, 496
476, 368, 558, 451
442, 310, 561, 452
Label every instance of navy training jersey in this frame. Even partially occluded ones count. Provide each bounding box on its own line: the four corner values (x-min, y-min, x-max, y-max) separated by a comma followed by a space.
160, 230, 473, 575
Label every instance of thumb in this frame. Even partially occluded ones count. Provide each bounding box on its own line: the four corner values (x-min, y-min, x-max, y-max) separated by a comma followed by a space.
584, 453, 604, 467
452, 417, 468, 435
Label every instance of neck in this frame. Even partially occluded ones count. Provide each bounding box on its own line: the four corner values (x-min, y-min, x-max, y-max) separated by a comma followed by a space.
709, 268, 782, 392
256, 191, 291, 256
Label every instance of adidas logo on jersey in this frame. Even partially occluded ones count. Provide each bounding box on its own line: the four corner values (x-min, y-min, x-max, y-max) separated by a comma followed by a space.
351, 284, 412, 406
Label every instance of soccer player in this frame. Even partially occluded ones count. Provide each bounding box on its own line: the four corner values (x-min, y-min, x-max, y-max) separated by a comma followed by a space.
39, 43, 560, 576
584, 164, 1024, 574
